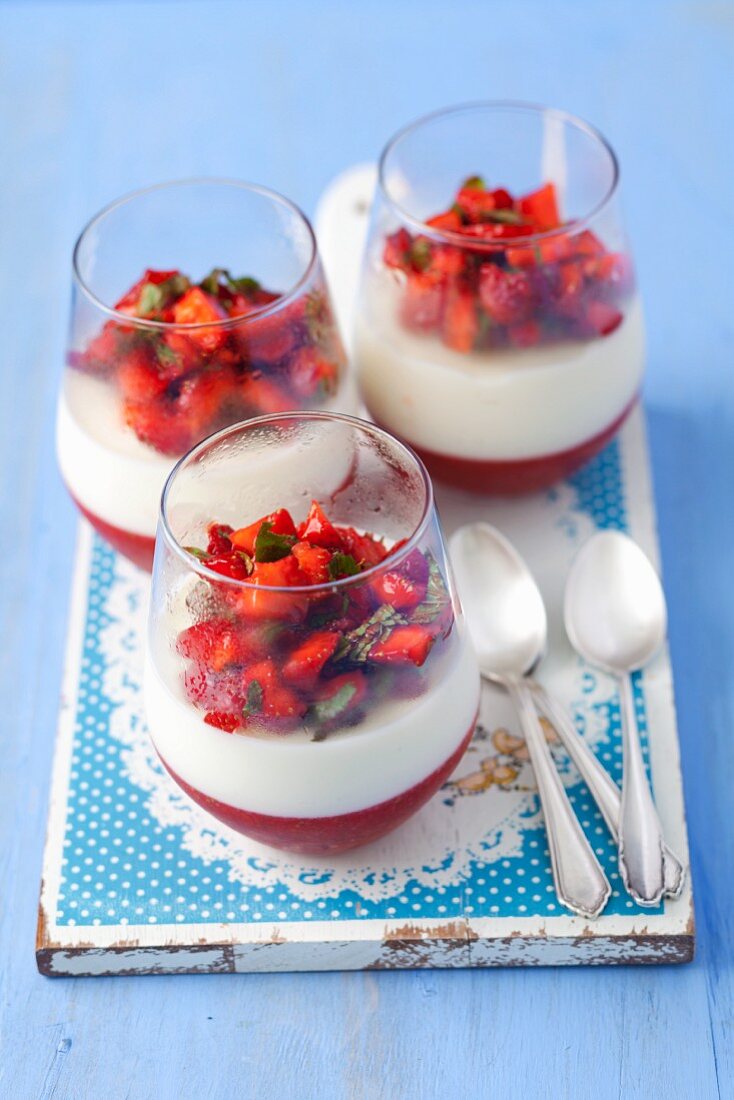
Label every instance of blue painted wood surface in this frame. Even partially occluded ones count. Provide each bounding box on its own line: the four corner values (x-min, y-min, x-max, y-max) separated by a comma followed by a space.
0, 0, 731, 1095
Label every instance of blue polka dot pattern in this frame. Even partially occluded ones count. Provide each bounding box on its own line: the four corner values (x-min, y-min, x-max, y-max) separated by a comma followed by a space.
56, 438, 662, 928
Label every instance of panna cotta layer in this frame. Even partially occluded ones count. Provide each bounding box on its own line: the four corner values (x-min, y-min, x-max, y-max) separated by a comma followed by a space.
145, 630, 479, 821
356, 294, 645, 461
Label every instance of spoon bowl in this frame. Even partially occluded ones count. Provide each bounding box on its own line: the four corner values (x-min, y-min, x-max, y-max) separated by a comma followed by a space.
564, 530, 667, 674
449, 522, 546, 681
450, 522, 611, 919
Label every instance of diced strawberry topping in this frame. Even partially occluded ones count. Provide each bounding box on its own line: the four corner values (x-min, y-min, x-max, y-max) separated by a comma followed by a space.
282, 631, 340, 689
442, 284, 478, 352
517, 183, 560, 230
298, 500, 343, 550
369, 625, 435, 667
242, 659, 307, 722
176, 503, 454, 740
478, 264, 535, 325
231, 509, 297, 555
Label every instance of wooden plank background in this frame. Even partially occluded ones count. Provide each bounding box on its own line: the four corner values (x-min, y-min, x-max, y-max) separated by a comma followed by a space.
0, 1, 731, 1096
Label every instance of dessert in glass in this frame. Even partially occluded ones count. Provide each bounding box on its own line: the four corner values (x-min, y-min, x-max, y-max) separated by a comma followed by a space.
57, 179, 350, 569
355, 102, 645, 494
145, 412, 480, 854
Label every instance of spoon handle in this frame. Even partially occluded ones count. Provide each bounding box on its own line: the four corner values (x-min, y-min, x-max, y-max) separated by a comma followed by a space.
506, 679, 611, 919
530, 681, 685, 899
618, 672, 665, 906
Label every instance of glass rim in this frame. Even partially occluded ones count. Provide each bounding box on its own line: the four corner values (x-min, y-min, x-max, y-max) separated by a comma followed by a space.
159, 411, 436, 593
71, 177, 319, 332
377, 100, 620, 250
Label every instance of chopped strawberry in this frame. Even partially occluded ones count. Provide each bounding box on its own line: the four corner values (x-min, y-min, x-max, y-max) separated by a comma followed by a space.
231, 509, 297, 555
298, 501, 343, 549
81, 322, 123, 373
242, 659, 306, 722
172, 287, 228, 352
282, 631, 340, 689
454, 181, 497, 223
370, 570, 426, 610
426, 210, 463, 232
183, 666, 244, 712
369, 625, 435, 667
289, 346, 340, 398
478, 264, 535, 325
383, 228, 412, 270
312, 671, 368, 718
205, 553, 252, 580
339, 527, 387, 568
117, 347, 166, 402
238, 557, 309, 622
442, 284, 477, 352
584, 301, 623, 337
114, 269, 181, 315
399, 272, 444, 333
239, 374, 293, 415
292, 541, 332, 584
123, 399, 193, 456
244, 313, 299, 364
177, 619, 250, 671
508, 319, 542, 347
207, 523, 234, 556
204, 711, 240, 733
517, 183, 560, 230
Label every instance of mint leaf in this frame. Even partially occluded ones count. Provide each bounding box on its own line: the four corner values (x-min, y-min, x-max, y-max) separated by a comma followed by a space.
335, 605, 406, 664
229, 274, 261, 297
200, 268, 228, 296
138, 283, 164, 316
243, 680, 263, 717
155, 340, 179, 367
410, 238, 432, 271
235, 550, 254, 575
328, 553, 361, 579
463, 175, 487, 190
411, 554, 450, 624
184, 545, 209, 561
483, 208, 524, 226
254, 522, 296, 563
310, 682, 357, 724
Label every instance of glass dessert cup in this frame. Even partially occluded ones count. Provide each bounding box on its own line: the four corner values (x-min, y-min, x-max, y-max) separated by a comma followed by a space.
145, 412, 480, 855
57, 179, 352, 570
354, 102, 645, 494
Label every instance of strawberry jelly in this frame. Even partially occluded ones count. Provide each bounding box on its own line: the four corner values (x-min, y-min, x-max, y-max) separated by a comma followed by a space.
72, 494, 155, 570
160, 720, 476, 855
405, 399, 636, 495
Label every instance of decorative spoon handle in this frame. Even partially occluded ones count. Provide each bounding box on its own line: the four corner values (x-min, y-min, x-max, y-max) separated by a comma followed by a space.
505, 678, 611, 919
530, 680, 684, 899
617, 672, 665, 906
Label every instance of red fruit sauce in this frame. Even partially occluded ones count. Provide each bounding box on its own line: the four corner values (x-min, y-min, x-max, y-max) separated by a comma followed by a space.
72, 494, 155, 570
160, 718, 476, 855
377, 398, 636, 496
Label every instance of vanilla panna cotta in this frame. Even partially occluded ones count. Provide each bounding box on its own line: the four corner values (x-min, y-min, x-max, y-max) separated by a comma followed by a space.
144, 413, 480, 855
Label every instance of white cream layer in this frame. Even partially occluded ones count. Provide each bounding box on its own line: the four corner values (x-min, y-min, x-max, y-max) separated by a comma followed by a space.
355, 294, 645, 461
144, 635, 479, 820
57, 372, 174, 537
57, 369, 359, 539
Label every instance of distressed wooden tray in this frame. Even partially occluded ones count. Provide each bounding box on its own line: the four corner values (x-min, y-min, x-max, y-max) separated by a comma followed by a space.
37, 167, 693, 975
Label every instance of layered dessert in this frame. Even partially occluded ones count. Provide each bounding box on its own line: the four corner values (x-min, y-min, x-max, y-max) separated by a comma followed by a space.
145, 501, 479, 854
356, 174, 644, 492
58, 267, 348, 568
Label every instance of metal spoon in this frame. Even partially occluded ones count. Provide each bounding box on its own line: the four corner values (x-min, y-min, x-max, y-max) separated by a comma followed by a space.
450, 523, 611, 920
529, 681, 684, 898
564, 531, 671, 907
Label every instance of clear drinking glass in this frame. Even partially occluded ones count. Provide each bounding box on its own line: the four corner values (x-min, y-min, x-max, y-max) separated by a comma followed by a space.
145, 412, 480, 855
58, 179, 352, 569
354, 102, 644, 494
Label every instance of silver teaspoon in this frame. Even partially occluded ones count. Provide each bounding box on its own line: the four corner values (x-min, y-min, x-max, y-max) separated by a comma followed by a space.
450, 523, 611, 920
564, 531, 672, 907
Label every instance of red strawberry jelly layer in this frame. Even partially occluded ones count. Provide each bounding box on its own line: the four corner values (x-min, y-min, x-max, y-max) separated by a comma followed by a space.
399, 398, 637, 496
160, 719, 476, 856
71, 494, 155, 570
